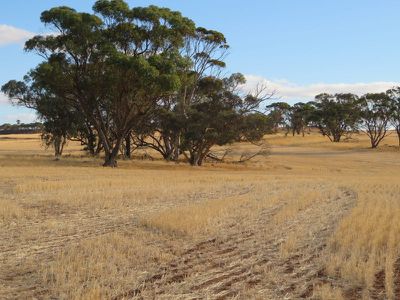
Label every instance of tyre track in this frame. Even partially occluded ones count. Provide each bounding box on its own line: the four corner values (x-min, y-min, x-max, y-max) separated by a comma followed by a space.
0, 186, 255, 299
118, 187, 357, 299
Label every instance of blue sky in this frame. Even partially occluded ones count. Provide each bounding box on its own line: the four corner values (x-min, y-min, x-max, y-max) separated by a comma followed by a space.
2, 0, 400, 123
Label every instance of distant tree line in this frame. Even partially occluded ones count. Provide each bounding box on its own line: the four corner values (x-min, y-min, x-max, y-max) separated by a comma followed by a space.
1, 0, 273, 166
0, 122, 42, 134
266, 90, 400, 148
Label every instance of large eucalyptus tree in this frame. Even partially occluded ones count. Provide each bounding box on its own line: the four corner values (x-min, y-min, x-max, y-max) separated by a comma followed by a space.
2, 0, 195, 166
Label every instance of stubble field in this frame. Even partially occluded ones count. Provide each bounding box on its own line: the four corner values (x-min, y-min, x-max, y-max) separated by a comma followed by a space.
0, 133, 399, 299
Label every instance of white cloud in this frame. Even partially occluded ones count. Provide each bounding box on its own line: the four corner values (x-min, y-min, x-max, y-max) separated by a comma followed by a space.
0, 93, 10, 105
243, 74, 400, 103
0, 24, 35, 46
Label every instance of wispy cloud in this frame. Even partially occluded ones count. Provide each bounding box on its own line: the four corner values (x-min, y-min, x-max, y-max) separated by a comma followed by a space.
0, 93, 10, 105
243, 74, 400, 102
0, 24, 35, 46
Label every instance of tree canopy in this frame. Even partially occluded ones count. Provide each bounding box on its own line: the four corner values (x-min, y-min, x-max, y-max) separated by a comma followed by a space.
2, 0, 272, 166
310, 93, 360, 142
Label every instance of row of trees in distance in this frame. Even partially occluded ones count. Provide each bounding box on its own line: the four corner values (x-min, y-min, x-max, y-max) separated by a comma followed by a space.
268, 91, 400, 148
0, 122, 42, 134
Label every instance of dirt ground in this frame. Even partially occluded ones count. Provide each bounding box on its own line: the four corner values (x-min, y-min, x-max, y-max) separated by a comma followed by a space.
0, 133, 399, 299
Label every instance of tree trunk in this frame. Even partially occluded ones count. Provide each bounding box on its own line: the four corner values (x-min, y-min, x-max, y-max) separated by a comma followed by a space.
103, 138, 122, 167
86, 131, 96, 156
53, 135, 65, 160
54, 137, 61, 160
333, 134, 341, 142
172, 134, 180, 161
189, 151, 200, 166
397, 128, 400, 148
103, 150, 118, 167
284, 126, 290, 137
197, 152, 207, 166
189, 146, 210, 166
95, 140, 103, 155
125, 135, 131, 159
87, 143, 95, 156
162, 135, 176, 161
103, 153, 117, 167
370, 138, 378, 148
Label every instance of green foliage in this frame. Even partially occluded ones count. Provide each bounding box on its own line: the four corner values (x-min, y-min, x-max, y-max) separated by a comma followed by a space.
240, 113, 273, 142
180, 74, 270, 166
386, 88, 400, 146
358, 93, 394, 148
289, 102, 314, 136
3, 0, 199, 166
310, 93, 360, 142
266, 102, 292, 133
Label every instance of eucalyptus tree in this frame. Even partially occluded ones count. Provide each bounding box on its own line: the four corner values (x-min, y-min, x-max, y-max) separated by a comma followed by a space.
1, 80, 82, 159
2, 0, 196, 166
386, 87, 400, 147
2, 78, 101, 157
289, 102, 314, 136
358, 93, 394, 148
310, 93, 360, 142
266, 102, 292, 133
132, 26, 230, 161
181, 74, 272, 166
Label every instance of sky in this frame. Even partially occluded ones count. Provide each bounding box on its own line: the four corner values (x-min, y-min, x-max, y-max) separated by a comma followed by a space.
1, 0, 400, 123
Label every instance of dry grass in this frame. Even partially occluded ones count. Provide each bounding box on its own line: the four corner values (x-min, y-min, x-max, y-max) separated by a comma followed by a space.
272, 188, 324, 224
142, 193, 253, 237
0, 197, 36, 223
266, 129, 399, 151
0, 132, 399, 299
312, 284, 345, 300
324, 180, 400, 299
41, 230, 174, 299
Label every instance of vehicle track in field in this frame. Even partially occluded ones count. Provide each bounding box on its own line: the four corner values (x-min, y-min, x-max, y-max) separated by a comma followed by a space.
0, 186, 254, 263
0, 184, 253, 299
116, 187, 357, 300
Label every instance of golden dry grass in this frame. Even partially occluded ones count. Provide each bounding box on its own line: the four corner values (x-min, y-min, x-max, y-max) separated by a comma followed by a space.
324, 180, 400, 299
0, 132, 399, 299
41, 230, 174, 299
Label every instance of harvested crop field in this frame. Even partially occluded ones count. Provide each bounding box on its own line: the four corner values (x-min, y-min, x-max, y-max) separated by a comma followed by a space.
0, 133, 399, 299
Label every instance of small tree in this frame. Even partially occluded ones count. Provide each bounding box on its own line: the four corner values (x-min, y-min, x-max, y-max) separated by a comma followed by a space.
310, 93, 360, 142
289, 102, 314, 136
180, 75, 272, 166
1, 80, 81, 159
386, 87, 400, 147
358, 93, 394, 148
266, 102, 291, 134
